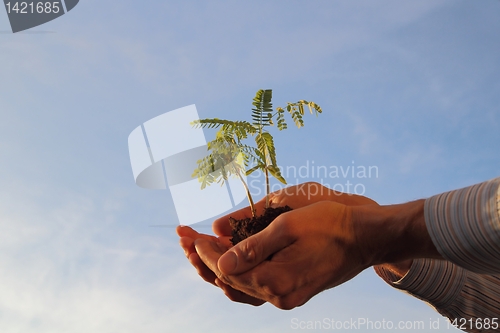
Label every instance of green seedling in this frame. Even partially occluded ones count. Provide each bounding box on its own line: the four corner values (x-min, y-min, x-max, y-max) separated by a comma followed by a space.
192, 89, 322, 217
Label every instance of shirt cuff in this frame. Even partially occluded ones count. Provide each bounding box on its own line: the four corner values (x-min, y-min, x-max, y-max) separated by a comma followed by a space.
424, 177, 500, 274
374, 259, 466, 309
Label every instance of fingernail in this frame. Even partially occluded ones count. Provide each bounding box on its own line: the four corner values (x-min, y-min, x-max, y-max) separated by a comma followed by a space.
219, 251, 237, 274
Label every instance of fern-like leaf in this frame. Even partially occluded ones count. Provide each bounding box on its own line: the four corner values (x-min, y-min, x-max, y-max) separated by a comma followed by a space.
287, 104, 304, 128
192, 137, 248, 190
192, 89, 323, 208
251, 89, 273, 128
245, 163, 265, 176
275, 107, 287, 131
255, 132, 279, 172
192, 119, 256, 143
240, 144, 265, 165
267, 165, 286, 184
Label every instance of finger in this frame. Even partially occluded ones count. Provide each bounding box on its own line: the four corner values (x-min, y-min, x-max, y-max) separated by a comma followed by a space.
216, 236, 234, 249
217, 216, 295, 275
176, 225, 217, 241
178, 226, 233, 256
212, 214, 236, 237
212, 199, 267, 236
194, 238, 227, 278
267, 183, 328, 209
181, 237, 222, 287
177, 225, 220, 258
343, 193, 378, 206
214, 278, 265, 306
179, 236, 196, 257
188, 252, 218, 286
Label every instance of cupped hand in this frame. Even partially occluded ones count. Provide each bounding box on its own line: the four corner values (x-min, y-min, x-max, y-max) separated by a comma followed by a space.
178, 182, 378, 307
177, 218, 266, 306
212, 182, 377, 238
194, 200, 369, 309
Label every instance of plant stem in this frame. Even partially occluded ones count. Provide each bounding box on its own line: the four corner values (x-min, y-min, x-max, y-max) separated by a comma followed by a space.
237, 171, 256, 217
265, 166, 270, 208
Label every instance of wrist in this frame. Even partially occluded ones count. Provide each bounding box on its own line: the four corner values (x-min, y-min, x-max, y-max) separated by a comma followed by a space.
376, 260, 414, 279
352, 200, 442, 267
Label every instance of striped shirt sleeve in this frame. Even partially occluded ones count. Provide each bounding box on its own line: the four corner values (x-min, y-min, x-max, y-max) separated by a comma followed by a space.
375, 259, 500, 333
425, 177, 500, 274
374, 177, 500, 332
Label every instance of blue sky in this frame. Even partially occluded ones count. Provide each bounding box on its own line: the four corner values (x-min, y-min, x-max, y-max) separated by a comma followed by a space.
1, 0, 499, 332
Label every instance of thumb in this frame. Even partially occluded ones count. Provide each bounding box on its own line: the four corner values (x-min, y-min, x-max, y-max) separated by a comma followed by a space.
217, 218, 293, 275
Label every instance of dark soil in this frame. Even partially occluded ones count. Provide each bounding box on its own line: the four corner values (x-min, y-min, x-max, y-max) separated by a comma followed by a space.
229, 206, 293, 245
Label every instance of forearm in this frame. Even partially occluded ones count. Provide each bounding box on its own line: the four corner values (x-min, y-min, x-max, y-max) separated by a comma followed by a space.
352, 200, 443, 268
372, 178, 500, 331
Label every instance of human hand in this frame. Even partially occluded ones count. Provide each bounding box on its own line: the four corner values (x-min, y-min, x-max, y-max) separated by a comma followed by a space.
194, 200, 369, 309
180, 183, 377, 308
180, 182, 426, 308
176, 186, 272, 306
212, 182, 377, 238
268, 181, 377, 208
176, 225, 266, 306
265, 182, 413, 279
178, 182, 372, 306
